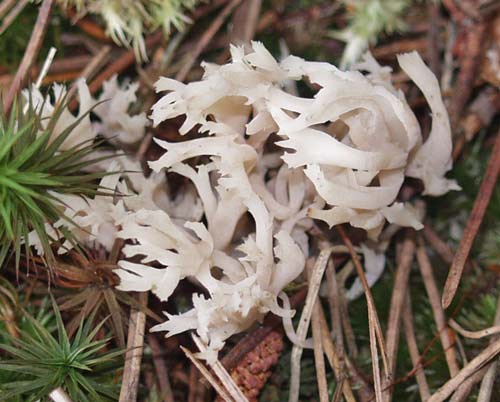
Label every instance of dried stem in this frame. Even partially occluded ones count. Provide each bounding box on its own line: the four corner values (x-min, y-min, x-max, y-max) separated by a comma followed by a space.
427, 338, 500, 402
417, 237, 460, 377
119, 292, 148, 402
66, 45, 111, 102
325, 258, 344, 356
449, 367, 488, 402
403, 293, 431, 402
182, 346, 234, 402
229, 0, 262, 45
0, 0, 29, 36
423, 224, 454, 265
310, 267, 329, 402
477, 293, 500, 402
3, 0, 54, 113
175, 0, 242, 81
148, 334, 175, 402
289, 249, 331, 402
318, 302, 365, 402
192, 336, 248, 402
449, 320, 500, 339
382, 233, 416, 402
443, 130, 500, 308
337, 226, 389, 401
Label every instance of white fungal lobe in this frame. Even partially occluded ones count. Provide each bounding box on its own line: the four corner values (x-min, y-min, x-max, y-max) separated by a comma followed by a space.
112, 42, 457, 360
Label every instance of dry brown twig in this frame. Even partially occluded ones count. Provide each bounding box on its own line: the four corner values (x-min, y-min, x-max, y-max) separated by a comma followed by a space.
477, 293, 500, 402
317, 302, 361, 402
182, 346, 234, 402
309, 273, 329, 402
230, 0, 262, 45
192, 336, 249, 402
402, 293, 431, 402
148, 334, 175, 402
427, 338, 500, 402
0, 0, 29, 36
0, 0, 16, 19
417, 237, 460, 377
443, 130, 500, 308
176, 0, 242, 81
423, 224, 455, 265
325, 259, 345, 357
382, 232, 416, 402
3, 0, 54, 113
119, 292, 148, 402
289, 249, 331, 402
337, 226, 389, 402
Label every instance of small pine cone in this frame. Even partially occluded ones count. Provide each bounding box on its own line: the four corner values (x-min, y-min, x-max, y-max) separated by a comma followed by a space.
216, 330, 283, 402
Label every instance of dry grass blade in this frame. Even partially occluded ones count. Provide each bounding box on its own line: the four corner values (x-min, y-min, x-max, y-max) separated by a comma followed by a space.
416, 237, 460, 377
192, 336, 249, 402
427, 338, 500, 402
477, 294, 500, 402
182, 346, 234, 402
403, 293, 431, 401
119, 293, 148, 402
3, 0, 54, 112
443, 130, 500, 308
288, 249, 331, 402
337, 226, 389, 401
383, 233, 416, 402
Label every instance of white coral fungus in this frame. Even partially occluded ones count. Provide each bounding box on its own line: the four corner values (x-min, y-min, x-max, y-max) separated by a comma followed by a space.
115, 42, 457, 360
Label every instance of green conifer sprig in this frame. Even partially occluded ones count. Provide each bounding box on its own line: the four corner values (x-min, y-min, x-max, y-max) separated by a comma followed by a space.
0, 296, 122, 402
0, 95, 112, 270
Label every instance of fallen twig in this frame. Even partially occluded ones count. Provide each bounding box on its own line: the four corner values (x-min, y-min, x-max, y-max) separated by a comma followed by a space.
382, 233, 416, 402
192, 336, 249, 402
175, 0, 242, 81
403, 293, 431, 402
443, 130, 500, 308
289, 249, 331, 402
449, 319, 500, 339
310, 279, 329, 402
182, 346, 234, 402
337, 226, 389, 402
427, 338, 500, 402
0, 0, 28, 36
423, 224, 454, 265
325, 258, 344, 358
417, 237, 460, 377
3, 0, 54, 113
119, 292, 148, 402
318, 303, 362, 402
148, 334, 175, 402
477, 293, 500, 402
